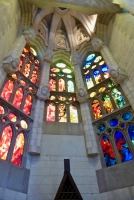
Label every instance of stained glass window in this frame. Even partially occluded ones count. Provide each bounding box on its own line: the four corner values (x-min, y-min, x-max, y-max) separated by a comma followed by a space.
13, 88, 23, 109
58, 104, 67, 122
70, 104, 78, 123
114, 130, 133, 162
128, 124, 134, 145
101, 136, 116, 167
92, 100, 102, 119
67, 81, 74, 93
102, 94, 114, 113
49, 79, 56, 91
111, 88, 126, 108
23, 95, 33, 115
59, 79, 65, 92
1, 80, 14, 101
11, 133, 25, 166
46, 103, 56, 122
0, 126, 13, 160
86, 75, 94, 89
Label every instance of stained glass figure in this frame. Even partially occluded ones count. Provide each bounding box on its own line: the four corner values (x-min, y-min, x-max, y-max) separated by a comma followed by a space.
46, 103, 55, 122
11, 133, 25, 166
1, 80, 14, 101
93, 69, 102, 84
86, 75, 94, 89
58, 104, 67, 122
122, 112, 132, 121
114, 130, 133, 162
23, 95, 32, 115
101, 136, 116, 167
70, 104, 78, 123
23, 64, 31, 78
102, 94, 114, 113
109, 118, 118, 127
49, 79, 56, 91
128, 124, 134, 145
111, 88, 126, 108
102, 66, 109, 79
13, 88, 23, 109
92, 100, 102, 119
59, 79, 65, 92
0, 126, 12, 160
67, 81, 74, 93
86, 54, 95, 61
8, 113, 17, 122
0, 106, 4, 114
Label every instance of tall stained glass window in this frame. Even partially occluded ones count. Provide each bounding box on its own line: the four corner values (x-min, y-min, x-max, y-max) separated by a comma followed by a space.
0, 46, 40, 167
46, 62, 79, 123
83, 53, 126, 120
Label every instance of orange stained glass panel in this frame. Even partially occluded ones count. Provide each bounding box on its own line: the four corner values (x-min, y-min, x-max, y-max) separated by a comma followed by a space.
0, 126, 12, 160
23, 95, 32, 115
11, 133, 25, 167
1, 80, 14, 101
92, 100, 102, 119
23, 64, 31, 78
31, 71, 38, 84
13, 88, 23, 109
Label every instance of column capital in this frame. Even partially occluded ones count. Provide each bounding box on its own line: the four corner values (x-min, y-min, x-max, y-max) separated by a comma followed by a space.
76, 88, 89, 103
44, 49, 53, 63
70, 53, 80, 66
110, 68, 128, 84
23, 28, 36, 42
37, 85, 50, 101
91, 37, 104, 52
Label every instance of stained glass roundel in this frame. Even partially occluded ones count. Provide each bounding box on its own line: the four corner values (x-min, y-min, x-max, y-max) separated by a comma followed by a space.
122, 112, 132, 121
83, 62, 91, 69
56, 63, 66, 68
109, 118, 118, 127
62, 69, 71, 74
86, 54, 95, 62
98, 124, 106, 133
67, 75, 73, 78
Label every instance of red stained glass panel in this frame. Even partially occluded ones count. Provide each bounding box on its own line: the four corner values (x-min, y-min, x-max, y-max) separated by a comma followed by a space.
92, 100, 102, 119
23, 95, 32, 115
0, 106, 5, 114
31, 71, 38, 84
1, 80, 14, 101
49, 79, 56, 91
58, 79, 65, 92
0, 126, 12, 160
23, 64, 31, 78
11, 133, 25, 167
46, 103, 55, 122
13, 88, 23, 109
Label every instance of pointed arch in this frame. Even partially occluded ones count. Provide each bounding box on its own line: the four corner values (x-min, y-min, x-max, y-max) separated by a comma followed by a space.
11, 133, 25, 167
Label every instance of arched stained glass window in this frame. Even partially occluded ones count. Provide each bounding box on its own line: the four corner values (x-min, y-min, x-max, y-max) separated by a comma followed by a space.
101, 136, 116, 167
102, 65, 109, 79
92, 100, 102, 119
70, 104, 78, 123
67, 81, 74, 93
59, 79, 65, 92
58, 104, 67, 122
49, 79, 56, 91
86, 75, 94, 89
114, 130, 133, 162
102, 94, 114, 113
0, 126, 13, 160
13, 88, 23, 109
93, 69, 102, 84
11, 133, 25, 167
23, 95, 33, 115
46, 103, 56, 122
111, 88, 126, 108
1, 80, 14, 101
47, 61, 79, 123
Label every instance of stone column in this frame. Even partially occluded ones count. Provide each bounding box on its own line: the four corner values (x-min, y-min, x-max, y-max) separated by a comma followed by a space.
91, 37, 128, 85
29, 49, 53, 155
71, 53, 98, 156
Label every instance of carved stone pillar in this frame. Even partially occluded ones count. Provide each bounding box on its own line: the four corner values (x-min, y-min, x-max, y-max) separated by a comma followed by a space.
29, 49, 53, 155
2, 35, 26, 74
91, 37, 128, 84
71, 53, 98, 156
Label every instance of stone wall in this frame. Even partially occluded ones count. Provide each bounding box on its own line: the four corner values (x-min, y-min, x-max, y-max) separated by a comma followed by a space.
0, 0, 20, 64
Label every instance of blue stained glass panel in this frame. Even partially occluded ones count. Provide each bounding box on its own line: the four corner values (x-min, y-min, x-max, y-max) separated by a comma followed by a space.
109, 118, 118, 127
101, 66, 109, 79
114, 130, 133, 162
93, 69, 102, 84
98, 124, 106, 132
85, 75, 94, 89
122, 112, 132, 121
128, 124, 134, 146
86, 54, 95, 62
